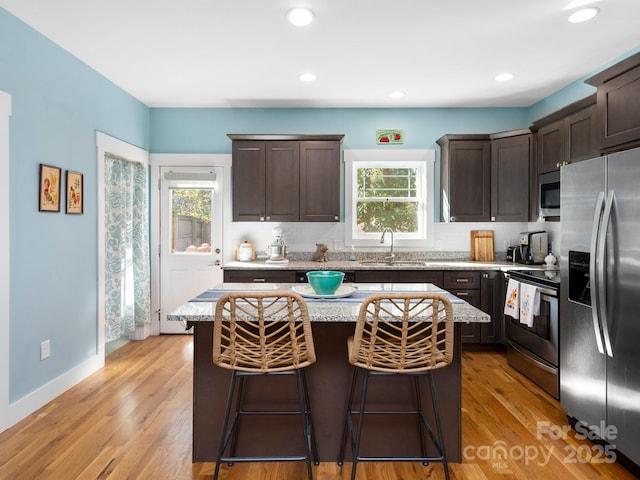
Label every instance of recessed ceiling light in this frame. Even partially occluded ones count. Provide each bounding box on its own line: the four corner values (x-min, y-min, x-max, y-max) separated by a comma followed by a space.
568, 7, 600, 23
298, 73, 317, 82
495, 73, 515, 82
389, 91, 405, 99
288, 8, 314, 26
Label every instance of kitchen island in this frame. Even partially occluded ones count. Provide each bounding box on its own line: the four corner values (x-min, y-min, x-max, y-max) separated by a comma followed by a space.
168, 282, 490, 463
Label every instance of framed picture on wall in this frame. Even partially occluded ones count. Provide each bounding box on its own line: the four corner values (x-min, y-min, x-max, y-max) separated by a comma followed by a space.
65, 170, 84, 214
38, 164, 62, 212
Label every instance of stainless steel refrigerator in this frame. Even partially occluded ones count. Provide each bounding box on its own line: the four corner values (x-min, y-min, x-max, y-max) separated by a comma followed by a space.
560, 147, 640, 468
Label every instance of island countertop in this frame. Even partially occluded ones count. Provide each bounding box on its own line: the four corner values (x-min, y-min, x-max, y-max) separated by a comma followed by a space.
167, 282, 490, 324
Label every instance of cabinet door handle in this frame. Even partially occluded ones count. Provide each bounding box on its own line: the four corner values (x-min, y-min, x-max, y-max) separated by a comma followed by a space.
259, 216, 265, 221
491, 216, 496, 221
252, 278, 266, 282
456, 292, 470, 296
266, 216, 271, 221
450, 216, 456, 222
456, 278, 470, 283
334, 215, 339, 220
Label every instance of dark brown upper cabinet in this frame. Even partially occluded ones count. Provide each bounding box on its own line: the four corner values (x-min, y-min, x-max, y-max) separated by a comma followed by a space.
228, 134, 344, 222
438, 131, 530, 223
531, 94, 598, 174
299, 141, 341, 222
438, 134, 491, 222
489, 130, 531, 222
586, 51, 640, 153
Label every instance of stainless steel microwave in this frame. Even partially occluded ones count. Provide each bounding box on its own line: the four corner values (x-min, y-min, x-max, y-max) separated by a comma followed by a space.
539, 171, 560, 218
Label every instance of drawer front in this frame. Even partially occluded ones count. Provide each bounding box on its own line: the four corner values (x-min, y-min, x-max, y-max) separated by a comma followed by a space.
443, 271, 481, 290
448, 288, 481, 309
223, 270, 296, 283
398, 270, 443, 287
355, 271, 398, 283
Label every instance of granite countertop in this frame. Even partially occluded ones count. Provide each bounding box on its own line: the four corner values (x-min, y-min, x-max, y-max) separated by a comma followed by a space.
167, 282, 491, 324
223, 259, 558, 272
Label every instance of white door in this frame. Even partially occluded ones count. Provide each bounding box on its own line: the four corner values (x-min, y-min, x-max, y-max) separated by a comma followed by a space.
159, 167, 223, 333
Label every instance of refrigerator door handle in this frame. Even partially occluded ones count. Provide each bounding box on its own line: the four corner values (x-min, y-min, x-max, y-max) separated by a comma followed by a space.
597, 189, 615, 357
590, 191, 606, 355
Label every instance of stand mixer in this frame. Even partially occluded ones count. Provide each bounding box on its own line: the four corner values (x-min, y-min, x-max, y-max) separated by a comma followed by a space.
265, 228, 288, 264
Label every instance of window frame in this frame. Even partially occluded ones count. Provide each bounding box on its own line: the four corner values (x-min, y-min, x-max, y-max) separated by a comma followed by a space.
344, 149, 435, 248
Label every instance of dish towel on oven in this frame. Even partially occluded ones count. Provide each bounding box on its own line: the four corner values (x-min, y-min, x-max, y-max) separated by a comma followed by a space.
504, 279, 520, 319
519, 282, 540, 328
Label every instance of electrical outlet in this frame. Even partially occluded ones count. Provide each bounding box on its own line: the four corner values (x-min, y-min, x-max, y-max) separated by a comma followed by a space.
40, 340, 50, 361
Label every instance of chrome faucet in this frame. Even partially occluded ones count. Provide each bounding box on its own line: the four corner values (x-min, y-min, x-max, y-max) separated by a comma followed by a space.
380, 228, 396, 262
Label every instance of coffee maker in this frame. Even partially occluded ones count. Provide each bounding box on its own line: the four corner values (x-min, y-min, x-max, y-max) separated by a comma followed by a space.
265, 227, 288, 264
517, 231, 548, 264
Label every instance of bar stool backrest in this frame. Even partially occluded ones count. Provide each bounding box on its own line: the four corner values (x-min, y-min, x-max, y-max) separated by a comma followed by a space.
349, 293, 454, 373
213, 291, 316, 373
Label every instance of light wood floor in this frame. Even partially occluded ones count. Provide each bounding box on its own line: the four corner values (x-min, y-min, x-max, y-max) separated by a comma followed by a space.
0, 335, 637, 479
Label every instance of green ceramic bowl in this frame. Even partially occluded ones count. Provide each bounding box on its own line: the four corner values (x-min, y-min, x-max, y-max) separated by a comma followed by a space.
306, 271, 345, 296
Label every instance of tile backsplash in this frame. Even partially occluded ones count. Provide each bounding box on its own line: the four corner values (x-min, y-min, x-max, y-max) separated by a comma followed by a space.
227, 221, 560, 263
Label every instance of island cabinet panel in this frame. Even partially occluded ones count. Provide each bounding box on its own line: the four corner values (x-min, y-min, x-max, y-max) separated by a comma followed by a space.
229, 134, 344, 222
189, 321, 463, 462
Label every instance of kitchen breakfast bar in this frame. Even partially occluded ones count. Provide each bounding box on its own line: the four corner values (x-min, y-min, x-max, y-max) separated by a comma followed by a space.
168, 282, 490, 463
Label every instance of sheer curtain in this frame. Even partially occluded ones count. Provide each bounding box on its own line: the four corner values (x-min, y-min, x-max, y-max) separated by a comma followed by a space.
104, 152, 151, 343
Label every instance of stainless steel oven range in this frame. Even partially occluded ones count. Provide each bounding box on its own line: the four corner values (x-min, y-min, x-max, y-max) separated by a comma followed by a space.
505, 269, 560, 399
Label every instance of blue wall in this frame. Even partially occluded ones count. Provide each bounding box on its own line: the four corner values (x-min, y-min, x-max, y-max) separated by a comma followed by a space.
150, 107, 530, 153
0, 9, 149, 401
1, 4, 639, 408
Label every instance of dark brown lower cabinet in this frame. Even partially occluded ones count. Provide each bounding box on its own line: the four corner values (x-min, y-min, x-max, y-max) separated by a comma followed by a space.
444, 270, 504, 346
354, 270, 443, 285
223, 270, 296, 283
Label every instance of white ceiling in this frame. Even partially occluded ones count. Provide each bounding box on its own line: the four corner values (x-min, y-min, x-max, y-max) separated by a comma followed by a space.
2, 0, 640, 108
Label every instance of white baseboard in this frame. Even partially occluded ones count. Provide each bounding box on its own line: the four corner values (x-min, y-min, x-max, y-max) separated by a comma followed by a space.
129, 324, 152, 341
1, 353, 104, 433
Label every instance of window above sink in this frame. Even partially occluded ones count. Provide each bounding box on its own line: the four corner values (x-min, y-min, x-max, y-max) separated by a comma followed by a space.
344, 149, 435, 249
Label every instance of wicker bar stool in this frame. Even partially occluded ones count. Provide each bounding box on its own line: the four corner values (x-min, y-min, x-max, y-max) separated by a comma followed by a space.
337, 293, 454, 480
212, 291, 318, 480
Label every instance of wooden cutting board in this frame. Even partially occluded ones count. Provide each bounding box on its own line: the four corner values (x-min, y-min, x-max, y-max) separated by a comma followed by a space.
470, 230, 495, 261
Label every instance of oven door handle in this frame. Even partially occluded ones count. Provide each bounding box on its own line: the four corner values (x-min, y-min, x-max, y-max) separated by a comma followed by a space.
589, 191, 606, 355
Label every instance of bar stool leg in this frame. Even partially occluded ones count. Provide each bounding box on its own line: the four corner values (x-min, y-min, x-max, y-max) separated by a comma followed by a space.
350, 369, 370, 480
213, 371, 239, 480
300, 369, 320, 465
296, 370, 314, 480
427, 371, 450, 480
337, 368, 358, 466
227, 375, 245, 463
414, 375, 429, 464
